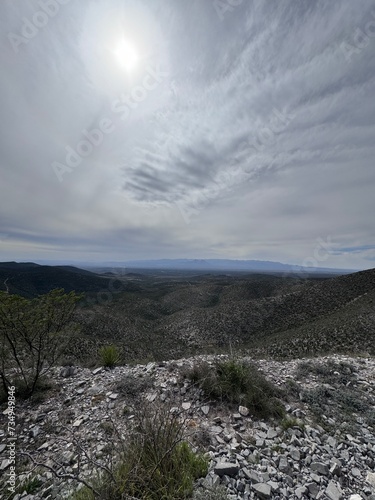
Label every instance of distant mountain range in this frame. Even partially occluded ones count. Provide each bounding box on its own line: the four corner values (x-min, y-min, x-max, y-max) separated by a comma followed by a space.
0, 259, 356, 300
34, 258, 357, 274
118, 258, 355, 273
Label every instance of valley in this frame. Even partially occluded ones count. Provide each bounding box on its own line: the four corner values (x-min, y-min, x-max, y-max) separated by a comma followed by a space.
2, 262, 373, 365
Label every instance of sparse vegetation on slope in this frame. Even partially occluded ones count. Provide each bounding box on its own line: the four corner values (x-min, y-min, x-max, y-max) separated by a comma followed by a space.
69, 268, 375, 364
295, 359, 375, 432
184, 358, 285, 420
71, 403, 208, 500
2, 266, 375, 369
249, 288, 375, 359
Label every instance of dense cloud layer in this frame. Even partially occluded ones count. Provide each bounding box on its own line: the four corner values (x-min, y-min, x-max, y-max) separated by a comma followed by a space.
0, 0, 374, 268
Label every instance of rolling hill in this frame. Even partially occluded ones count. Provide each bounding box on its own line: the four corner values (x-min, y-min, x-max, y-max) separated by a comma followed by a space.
1, 262, 374, 362
71, 267, 375, 363
0, 261, 111, 298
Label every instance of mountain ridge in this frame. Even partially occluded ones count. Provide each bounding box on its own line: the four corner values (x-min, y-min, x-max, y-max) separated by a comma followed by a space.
92, 258, 357, 274
0, 262, 110, 298
32, 258, 358, 274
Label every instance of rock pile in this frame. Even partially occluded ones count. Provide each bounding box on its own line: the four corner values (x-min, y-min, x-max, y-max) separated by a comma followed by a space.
1, 354, 374, 499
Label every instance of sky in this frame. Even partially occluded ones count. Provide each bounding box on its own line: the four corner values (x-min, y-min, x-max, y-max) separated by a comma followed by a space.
0, 0, 375, 269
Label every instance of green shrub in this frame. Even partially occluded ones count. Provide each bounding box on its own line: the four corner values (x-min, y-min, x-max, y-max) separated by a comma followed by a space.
280, 416, 304, 431
186, 358, 285, 420
181, 361, 217, 396
0, 472, 44, 497
0, 289, 81, 398
19, 475, 43, 494
71, 404, 208, 500
99, 345, 120, 369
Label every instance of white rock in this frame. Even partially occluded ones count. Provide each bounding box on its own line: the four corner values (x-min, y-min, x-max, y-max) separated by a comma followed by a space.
37, 442, 49, 451
239, 405, 249, 416
0, 459, 10, 470
367, 472, 375, 488
325, 481, 343, 500
201, 405, 210, 415
267, 428, 278, 439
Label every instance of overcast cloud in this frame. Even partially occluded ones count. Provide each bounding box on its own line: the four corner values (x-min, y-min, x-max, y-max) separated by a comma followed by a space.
1, 0, 375, 269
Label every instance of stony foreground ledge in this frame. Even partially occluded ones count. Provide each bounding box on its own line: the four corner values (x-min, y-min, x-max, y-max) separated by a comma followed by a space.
1, 354, 375, 499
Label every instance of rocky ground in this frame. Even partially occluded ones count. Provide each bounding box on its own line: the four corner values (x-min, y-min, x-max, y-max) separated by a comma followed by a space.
1, 354, 375, 500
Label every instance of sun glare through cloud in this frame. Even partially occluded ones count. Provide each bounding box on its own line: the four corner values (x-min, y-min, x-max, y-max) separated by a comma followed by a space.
113, 38, 139, 73
78, 0, 168, 96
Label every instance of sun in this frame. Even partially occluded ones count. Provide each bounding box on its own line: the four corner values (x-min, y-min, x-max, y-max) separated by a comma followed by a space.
113, 39, 139, 72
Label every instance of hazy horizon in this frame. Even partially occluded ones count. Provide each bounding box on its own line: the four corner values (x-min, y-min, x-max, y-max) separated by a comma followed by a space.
1, 1, 375, 269
0, 257, 363, 273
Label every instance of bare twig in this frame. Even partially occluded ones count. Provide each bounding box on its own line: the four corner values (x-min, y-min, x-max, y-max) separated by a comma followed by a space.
19, 451, 100, 497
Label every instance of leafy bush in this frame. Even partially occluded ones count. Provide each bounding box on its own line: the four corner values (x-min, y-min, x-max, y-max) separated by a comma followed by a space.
99, 344, 120, 369
71, 404, 208, 500
0, 289, 81, 398
185, 358, 285, 420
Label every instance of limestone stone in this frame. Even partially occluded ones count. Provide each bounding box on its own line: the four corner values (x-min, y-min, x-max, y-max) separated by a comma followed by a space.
238, 405, 249, 416
311, 461, 329, 475
252, 483, 272, 499
214, 462, 240, 477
